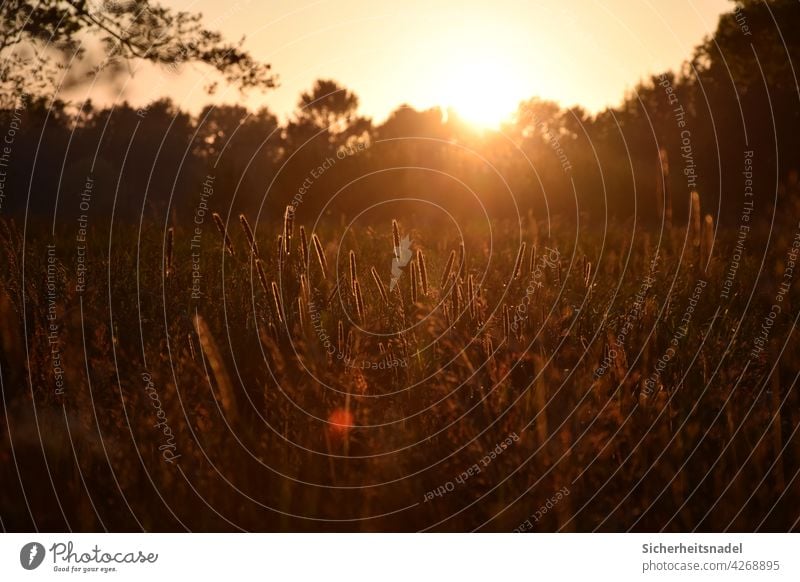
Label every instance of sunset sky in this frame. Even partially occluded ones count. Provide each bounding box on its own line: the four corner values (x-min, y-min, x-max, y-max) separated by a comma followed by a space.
80, 0, 732, 127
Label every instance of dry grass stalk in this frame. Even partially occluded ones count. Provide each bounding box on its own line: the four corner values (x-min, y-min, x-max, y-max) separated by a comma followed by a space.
312, 233, 329, 279
440, 250, 456, 288
659, 148, 673, 228
211, 212, 234, 256
410, 260, 419, 304
349, 250, 358, 296
416, 249, 429, 296
468, 275, 477, 320
345, 329, 354, 362
702, 214, 714, 268
299, 226, 309, 271
584, 260, 592, 289
195, 314, 237, 422
297, 296, 306, 330
457, 242, 466, 281
354, 280, 365, 324
271, 281, 284, 324
283, 206, 294, 254
165, 227, 174, 277
187, 332, 196, 361
476, 287, 486, 325
239, 213, 260, 258
449, 277, 460, 316
324, 280, 340, 307
513, 242, 526, 280
370, 266, 389, 304
392, 220, 401, 260
690, 191, 701, 248
255, 259, 269, 294
300, 274, 309, 305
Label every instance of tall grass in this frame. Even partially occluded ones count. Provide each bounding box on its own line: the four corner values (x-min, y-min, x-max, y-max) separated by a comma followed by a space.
1, 208, 798, 532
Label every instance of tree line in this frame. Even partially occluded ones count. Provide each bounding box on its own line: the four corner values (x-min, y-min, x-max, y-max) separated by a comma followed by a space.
0, 0, 798, 232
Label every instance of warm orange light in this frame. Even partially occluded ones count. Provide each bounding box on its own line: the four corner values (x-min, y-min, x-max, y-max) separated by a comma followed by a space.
438, 51, 526, 130
328, 408, 354, 434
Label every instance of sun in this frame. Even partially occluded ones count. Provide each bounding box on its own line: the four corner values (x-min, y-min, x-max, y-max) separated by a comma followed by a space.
439, 53, 525, 130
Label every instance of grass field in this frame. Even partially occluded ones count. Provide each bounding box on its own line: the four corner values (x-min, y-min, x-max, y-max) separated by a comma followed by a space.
1, 197, 799, 532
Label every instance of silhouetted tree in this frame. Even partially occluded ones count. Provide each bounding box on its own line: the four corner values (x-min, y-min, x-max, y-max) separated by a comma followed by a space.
0, 0, 276, 107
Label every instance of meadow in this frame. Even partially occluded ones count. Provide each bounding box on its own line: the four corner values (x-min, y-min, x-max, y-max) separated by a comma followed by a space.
2, 188, 799, 532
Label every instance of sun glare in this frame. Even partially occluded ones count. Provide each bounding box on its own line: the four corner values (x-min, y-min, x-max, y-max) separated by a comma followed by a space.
439, 53, 525, 130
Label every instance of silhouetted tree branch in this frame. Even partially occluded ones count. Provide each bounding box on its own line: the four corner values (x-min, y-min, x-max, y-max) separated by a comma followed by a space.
0, 0, 276, 106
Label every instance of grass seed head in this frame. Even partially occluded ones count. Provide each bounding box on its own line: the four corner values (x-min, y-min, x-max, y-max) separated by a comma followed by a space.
392, 220, 401, 260
256, 259, 269, 294
416, 249, 429, 295
410, 260, 418, 304
195, 315, 238, 422
440, 250, 456, 289
370, 266, 389, 304
354, 279, 365, 324
212, 212, 234, 256
283, 206, 294, 253
312, 234, 329, 279
271, 281, 284, 323
299, 226, 309, 271
349, 250, 358, 296
239, 214, 260, 258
